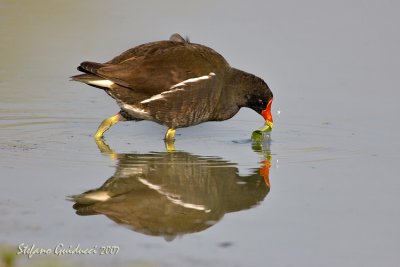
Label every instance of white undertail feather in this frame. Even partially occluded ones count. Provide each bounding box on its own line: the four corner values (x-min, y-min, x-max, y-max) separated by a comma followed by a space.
88, 80, 114, 88
81, 191, 110, 202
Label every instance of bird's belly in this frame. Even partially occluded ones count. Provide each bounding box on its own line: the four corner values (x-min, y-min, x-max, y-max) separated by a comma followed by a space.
153, 107, 213, 128
120, 102, 213, 128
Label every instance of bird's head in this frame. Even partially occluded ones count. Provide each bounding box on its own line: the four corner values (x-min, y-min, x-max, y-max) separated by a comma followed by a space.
245, 80, 274, 128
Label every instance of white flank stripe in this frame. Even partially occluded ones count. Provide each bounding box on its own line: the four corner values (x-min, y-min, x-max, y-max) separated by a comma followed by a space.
170, 72, 215, 89
88, 80, 114, 88
140, 72, 216, 104
140, 88, 185, 104
138, 178, 162, 191
138, 178, 209, 211
166, 195, 211, 212
140, 94, 165, 104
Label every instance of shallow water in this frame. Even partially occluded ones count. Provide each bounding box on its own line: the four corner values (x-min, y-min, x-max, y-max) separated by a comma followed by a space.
1, 1, 400, 267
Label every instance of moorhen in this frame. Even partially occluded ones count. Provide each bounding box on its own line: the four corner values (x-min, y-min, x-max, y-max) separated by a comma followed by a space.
71, 33, 273, 141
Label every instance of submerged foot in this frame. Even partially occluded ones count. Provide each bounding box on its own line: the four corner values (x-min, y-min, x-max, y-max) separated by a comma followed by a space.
164, 140, 176, 152
164, 128, 177, 152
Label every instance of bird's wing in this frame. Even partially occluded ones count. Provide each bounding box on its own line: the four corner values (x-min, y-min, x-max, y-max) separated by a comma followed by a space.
74, 38, 229, 107
94, 42, 227, 96
138, 72, 222, 126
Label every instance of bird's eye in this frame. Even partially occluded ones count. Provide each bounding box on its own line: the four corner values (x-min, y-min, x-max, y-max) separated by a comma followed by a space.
258, 99, 264, 104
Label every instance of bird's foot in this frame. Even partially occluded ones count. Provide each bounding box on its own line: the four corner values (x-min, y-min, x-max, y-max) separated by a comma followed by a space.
94, 113, 125, 140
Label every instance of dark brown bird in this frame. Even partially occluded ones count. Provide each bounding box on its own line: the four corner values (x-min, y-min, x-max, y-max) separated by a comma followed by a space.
71, 33, 273, 141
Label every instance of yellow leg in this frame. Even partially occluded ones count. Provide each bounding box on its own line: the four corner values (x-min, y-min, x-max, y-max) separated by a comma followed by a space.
94, 113, 124, 140
164, 128, 176, 152
164, 128, 176, 142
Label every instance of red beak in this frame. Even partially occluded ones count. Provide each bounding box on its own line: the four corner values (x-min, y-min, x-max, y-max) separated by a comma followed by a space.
261, 98, 273, 128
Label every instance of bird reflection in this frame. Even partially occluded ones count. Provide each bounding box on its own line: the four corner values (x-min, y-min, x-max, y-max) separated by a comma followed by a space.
69, 138, 272, 240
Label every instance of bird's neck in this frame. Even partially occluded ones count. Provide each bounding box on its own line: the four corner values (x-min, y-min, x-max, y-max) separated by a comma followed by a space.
227, 68, 261, 105
212, 68, 259, 121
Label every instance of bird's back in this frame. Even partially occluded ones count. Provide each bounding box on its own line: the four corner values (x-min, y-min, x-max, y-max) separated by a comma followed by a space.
76, 39, 229, 99
72, 36, 233, 128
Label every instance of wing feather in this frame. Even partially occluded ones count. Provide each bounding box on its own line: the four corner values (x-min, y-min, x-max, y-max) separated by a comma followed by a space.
138, 73, 222, 128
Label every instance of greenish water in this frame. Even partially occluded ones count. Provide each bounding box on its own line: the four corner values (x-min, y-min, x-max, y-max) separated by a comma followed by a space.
1, 1, 400, 267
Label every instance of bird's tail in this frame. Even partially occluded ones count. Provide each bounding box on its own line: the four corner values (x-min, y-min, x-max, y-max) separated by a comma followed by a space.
70, 73, 99, 83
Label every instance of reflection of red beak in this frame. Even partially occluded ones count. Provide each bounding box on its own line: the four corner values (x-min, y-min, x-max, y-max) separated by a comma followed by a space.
260, 160, 271, 188
261, 98, 273, 128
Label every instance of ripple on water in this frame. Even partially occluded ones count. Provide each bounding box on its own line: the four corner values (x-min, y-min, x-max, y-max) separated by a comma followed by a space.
0, 114, 108, 168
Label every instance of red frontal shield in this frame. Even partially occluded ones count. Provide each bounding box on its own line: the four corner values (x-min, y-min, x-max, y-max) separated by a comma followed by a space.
261, 98, 273, 128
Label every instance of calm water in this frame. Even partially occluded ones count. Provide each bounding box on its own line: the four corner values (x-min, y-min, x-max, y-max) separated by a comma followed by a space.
1, 1, 400, 266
